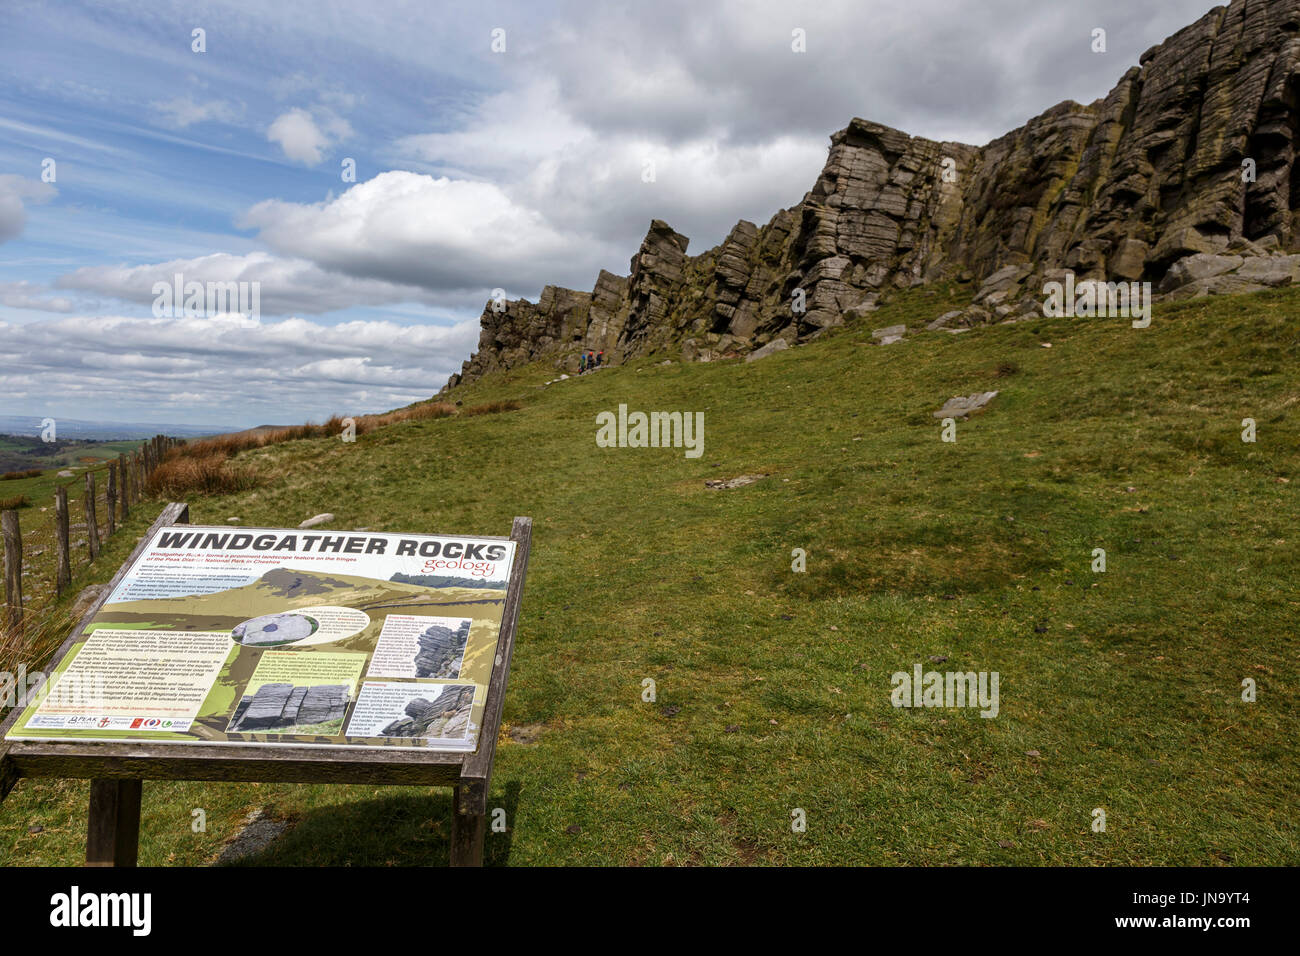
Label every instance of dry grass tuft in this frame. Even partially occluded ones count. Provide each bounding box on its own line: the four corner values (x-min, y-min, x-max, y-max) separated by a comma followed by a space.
461, 399, 523, 417
0, 604, 78, 690
146, 453, 257, 498
150, 401, 473, 498
172, 401, 460, 464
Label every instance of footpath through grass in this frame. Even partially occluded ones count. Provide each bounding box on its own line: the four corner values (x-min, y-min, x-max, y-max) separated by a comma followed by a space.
2, 282, 1297, 865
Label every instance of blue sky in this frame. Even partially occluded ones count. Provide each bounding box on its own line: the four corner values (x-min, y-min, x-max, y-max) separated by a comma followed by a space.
0, 0, 1220, 430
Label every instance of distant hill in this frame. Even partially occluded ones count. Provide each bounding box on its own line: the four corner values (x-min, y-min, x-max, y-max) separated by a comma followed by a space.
0, 415, 236, 441
390, 572, 508, 590
0, 433, 143, 474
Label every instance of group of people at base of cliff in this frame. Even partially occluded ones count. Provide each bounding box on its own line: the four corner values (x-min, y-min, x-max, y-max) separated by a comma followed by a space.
579, 349, 605, 373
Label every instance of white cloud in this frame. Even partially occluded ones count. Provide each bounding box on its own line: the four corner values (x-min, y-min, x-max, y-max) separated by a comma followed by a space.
238, 171, 611, 294
233, 81, 826, 309
396, 76, 827, 254
0, 313, 478, 424
0, 281, 74, 313
267, 107, 352, 165
0, 175, 57, 244
57, 251, 439, 316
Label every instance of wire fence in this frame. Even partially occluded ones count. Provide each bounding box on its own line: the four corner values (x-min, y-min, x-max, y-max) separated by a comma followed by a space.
1, 435, 183, 639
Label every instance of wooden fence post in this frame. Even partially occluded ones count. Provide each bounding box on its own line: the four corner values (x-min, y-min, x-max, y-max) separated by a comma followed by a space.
1, 510, 21, 634
54, 487, 71, 595
105, 461, 117, 537
118, 454, 130, 520
86, 779, 142, 867
84, 471, 100, 561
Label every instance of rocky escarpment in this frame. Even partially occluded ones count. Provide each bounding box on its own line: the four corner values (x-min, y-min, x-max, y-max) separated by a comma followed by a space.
445, 0, 1300, 389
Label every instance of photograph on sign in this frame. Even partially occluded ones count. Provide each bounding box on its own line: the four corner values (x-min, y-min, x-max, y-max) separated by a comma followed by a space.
346, 681, 478, 743
366, 615, 473, 680
4, 526, 516, 752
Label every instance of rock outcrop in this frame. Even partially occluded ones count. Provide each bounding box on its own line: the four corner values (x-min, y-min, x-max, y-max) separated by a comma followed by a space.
380, 685, 475, 739
229, 682, 350, 732
413, 619, 472, 678
444, 0, 1300, 390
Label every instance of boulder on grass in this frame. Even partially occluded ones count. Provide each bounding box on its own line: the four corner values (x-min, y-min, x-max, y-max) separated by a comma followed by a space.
1159, 253, 1244, 293
934, 391, 998, 419
872, 324, 907, 345
745, 339, 789, 363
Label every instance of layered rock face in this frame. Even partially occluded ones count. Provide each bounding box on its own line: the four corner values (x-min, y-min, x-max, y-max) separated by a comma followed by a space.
229, 682, 350, 732
413, 619, 471, 678
445, 0, 1300, 390
380, 685, 475, 739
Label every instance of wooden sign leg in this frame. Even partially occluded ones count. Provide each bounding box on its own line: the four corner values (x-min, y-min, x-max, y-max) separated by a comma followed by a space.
450, 785, 485, 867
86, 779, 142, 867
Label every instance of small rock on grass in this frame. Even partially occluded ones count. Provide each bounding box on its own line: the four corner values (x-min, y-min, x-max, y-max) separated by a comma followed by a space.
933, 391, 998, 419
299, 512, 334, 528
705, 473, 768, 490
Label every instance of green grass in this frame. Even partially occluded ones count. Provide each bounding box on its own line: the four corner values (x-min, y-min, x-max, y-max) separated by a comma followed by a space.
2, 283, 1298, 866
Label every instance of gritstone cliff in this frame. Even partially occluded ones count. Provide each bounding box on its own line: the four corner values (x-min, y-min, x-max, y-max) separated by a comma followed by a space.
445, 0, 1300, 389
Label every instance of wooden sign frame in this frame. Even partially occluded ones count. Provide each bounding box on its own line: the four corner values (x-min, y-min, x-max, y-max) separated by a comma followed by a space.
0, 503, 532, 867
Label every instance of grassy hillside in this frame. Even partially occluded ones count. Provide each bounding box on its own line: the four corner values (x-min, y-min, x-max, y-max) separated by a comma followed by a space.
2, 282, 1297, 865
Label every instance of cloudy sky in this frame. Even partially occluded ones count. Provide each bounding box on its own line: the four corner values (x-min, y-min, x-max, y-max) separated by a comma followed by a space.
0, 0, 1219, 430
